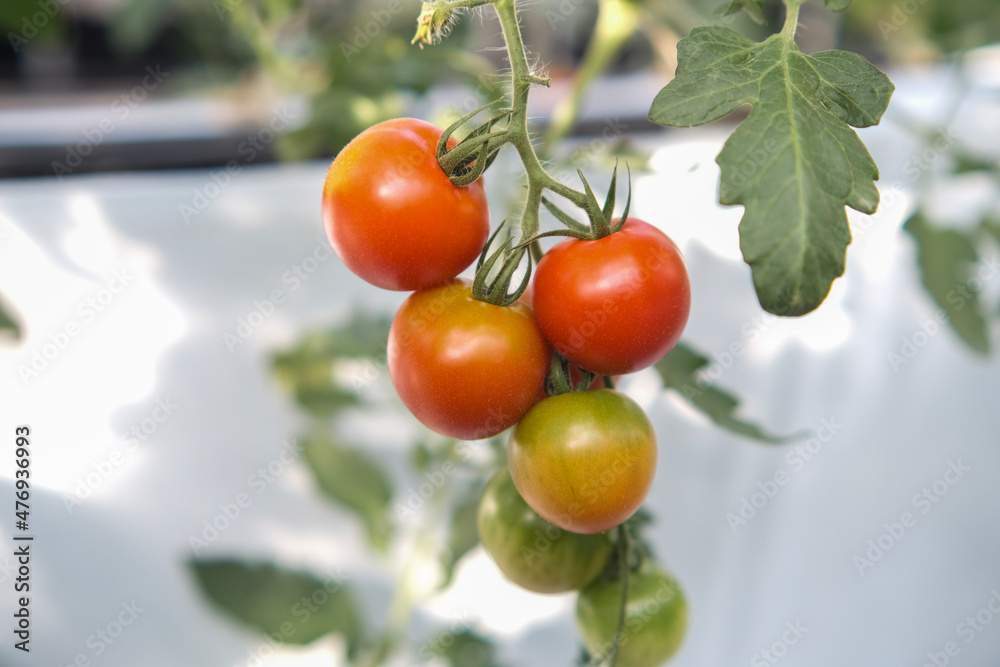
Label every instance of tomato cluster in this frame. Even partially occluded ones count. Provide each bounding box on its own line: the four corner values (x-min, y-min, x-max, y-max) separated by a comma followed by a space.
323, 117, 690, 666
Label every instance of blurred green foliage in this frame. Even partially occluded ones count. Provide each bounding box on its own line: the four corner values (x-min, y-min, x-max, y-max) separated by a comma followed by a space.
429, 629, 501, 667
655, 343, 796, 443
0, 293, 21, 342
95, 0, 498, 159
440, 487, 482, 586
189, 559, 364, 656
0, 0, 67, 48
192, 312, 505, 664
900, 130, 1000, 356
303, 431, 395, 550
844, 0, 1000, 58
9, 0, 1000, 161
904, 213, 993, 355
271, 313, 390, 416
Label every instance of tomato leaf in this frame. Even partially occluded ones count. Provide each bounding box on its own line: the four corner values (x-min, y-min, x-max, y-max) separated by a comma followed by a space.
189, 559, 362, 654
903, 212, 992, 355
649, 27, 893, 316
654, 342, 792, 443
0, 292, 21, 342
303, 433, 394, 551
271, 313, 391, 417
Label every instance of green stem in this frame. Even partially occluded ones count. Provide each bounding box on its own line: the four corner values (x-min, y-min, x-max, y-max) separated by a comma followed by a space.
491, 0, 602, 240
439, 0, 494, 8
780, 0, 804, 41
607, 524, 630, 667
528, 239, 544, 264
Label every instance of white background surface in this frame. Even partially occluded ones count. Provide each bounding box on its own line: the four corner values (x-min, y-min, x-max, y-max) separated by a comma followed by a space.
1, 60, 1000, 667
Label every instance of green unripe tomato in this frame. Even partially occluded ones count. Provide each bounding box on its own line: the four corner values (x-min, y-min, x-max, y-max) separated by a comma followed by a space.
576, 564, 687, 667
477, 467, 614, 594
507, 389, 656, 534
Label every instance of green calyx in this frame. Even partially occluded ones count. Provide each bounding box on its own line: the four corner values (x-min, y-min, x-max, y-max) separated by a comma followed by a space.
546, 162, 632, 241
470, 221, 533, 306
542, 352, 619, 398
436, 100, 511, 187
545, 353, 593, 396
510, 163, 633, 255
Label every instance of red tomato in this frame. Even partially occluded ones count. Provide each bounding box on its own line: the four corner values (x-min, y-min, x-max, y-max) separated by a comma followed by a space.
532, 218, 690, 375
388, 279, 551, 440
322, 118, 490, 291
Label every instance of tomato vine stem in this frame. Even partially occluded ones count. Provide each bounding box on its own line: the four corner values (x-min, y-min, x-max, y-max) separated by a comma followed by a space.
491, 0, 603, 241
415, 0, 614, 256
608, 523, 630, 667
586, 523, 631, 666
780, 0, 805, 41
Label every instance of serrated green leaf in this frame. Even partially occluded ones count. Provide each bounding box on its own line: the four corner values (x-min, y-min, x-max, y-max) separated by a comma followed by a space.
649, 28, 766, 128
904, 213, 991, 354
0, 292, 21, 342
303, 433, 394, 550
649, 27, 894, 315
189, 559, 361, 654
654, 342, 793, 443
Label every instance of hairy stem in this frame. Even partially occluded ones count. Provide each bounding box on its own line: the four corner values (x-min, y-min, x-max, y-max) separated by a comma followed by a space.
780, 0, 804, 41
491, 0, 603, 240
